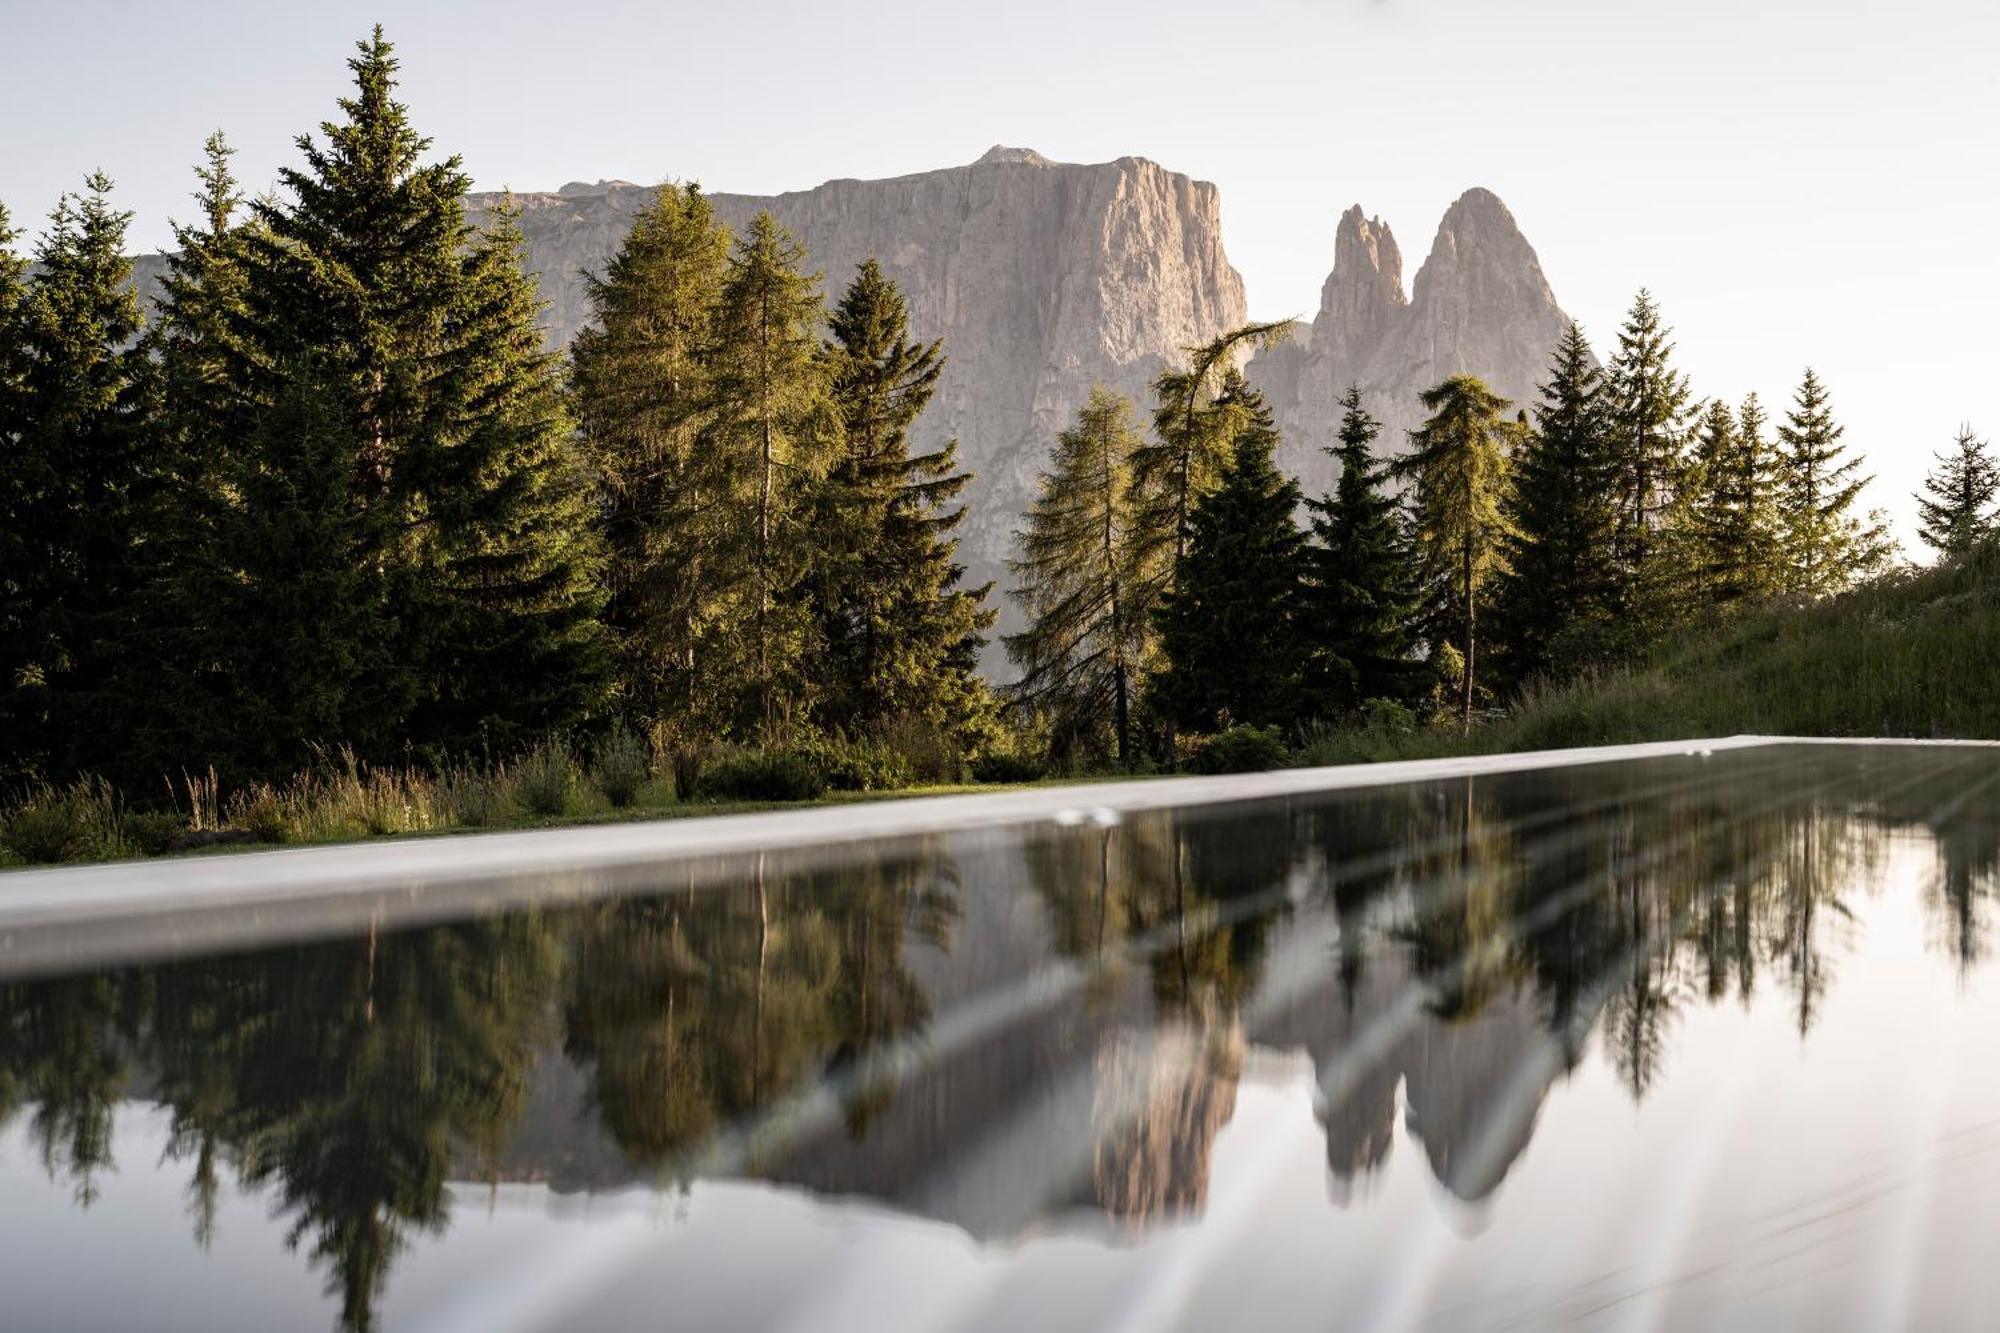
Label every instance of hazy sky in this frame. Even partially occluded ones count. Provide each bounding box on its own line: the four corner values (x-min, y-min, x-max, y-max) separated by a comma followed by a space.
5, 0, 1994, 541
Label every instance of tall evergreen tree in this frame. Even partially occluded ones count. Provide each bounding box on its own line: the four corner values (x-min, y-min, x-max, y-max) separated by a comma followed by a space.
1774, 367, 1889, 597
1671, 398, 1739, 608
705, 211, 840, 731
1304, 384, 1420, 712
569, 183, 733, 733
1603, 290, 1695, 626
1005, 388, 1158, 767
814, 259, 994, 738
1394, 375, 1518, 729
185, 29, 607, 775
1706, 393, 1787, 604
1153, 374, 1307, 731
0, 174, 149, 780
1494, 323, 1620, 683
1915, 424, 1997, 558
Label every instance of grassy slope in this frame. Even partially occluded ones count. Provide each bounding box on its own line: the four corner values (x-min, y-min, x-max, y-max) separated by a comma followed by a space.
1307, 542, 2000, 766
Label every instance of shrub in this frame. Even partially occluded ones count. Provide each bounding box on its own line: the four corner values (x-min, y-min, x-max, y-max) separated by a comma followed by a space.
870, 712, 962, 785
441, 766, 511, 827
120, 810, 189, 857
591, 720, 652, 808
798, 734, 911, 792
971, 749, 1047, 784
228, 784, 291, 843
3, 778, 125, 864
694, 749, 828, 802
512, 736, 583, 817
1186, 725, 1291, 775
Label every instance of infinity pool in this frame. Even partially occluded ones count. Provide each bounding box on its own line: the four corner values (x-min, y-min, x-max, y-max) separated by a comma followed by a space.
4, 743, 1999, 1331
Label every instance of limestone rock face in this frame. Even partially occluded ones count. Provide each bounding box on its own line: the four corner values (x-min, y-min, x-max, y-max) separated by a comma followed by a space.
462, 150, 1250, 659
1252, 187, 1576, 497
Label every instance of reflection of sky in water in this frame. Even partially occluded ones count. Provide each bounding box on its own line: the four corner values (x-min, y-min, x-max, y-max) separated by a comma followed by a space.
5, 747, 2000, 1330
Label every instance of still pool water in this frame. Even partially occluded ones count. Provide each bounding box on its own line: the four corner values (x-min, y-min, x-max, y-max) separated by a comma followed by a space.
4, 744, 2000, 1331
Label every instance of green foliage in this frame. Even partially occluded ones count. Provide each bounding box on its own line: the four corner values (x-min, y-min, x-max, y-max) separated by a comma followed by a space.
1603, 289, 1696, 625
1395, 375, 1519, 728
590, 721, 652, 808
812, 260, 994, 740
1152, 374, 1308, 731
707, 212, 841, 730
1185, 724, 1291, 775
2, 778, 127, 864
1305, 385, 1422, 714
0, 173, 150, 784
570, 182, 734, 732
1495, 325, 1622, 682
794, 733, 913, 793
1915, 423, 1997, 558
164, 30, 608, 782
1775, 367, 1892, 597
511, 736, 584, 818
1005, 387, 1160, 768
694, 749, 829, 802
970, 748, 1049, 784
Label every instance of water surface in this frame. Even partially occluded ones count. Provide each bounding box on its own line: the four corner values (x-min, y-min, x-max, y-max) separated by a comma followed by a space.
4, 744, 2000, 1331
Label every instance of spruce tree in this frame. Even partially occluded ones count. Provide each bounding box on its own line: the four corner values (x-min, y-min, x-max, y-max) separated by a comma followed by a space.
1707, 393, 1787, 604
0, 174, 149, 779
569, 183, 732, 733
1915, 424, 1997, 558
1603, 290, 1695, 628
1394, 375, 1518, 729
705, 211, 840, 731
1494, 323, 1619, 683
1774, 367, 1889, 597
1005, 387, 1158, 767
1304, 384, 1420, 713
1672, 398, 1739, 608
189, 29, 608, 774
815, 259, 994, 739
1153, 375, 1308, 732
136, 134, 256, 769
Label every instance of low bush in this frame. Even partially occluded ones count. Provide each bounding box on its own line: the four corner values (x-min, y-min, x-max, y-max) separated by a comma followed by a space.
694, 749, 828, 802
1186, 725, 1291, 775
591, 721, 652, 808
119, 810, 189, 856
2, 778, 126, 864
799, 734, 911, 792
971, 748, 1047, 784
511, 736, 583, 817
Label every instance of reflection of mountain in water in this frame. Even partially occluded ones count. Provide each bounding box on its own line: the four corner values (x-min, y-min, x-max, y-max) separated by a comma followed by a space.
1257, 957, 1558, 1204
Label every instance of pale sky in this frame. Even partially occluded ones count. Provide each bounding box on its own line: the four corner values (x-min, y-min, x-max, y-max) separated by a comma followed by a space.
4, 0, 1994, 545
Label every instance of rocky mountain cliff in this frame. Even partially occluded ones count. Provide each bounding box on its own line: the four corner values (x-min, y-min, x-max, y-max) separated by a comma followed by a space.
1249, 188, 1576, 498
133, 157, 1577, 674
463, 148, 1249, 655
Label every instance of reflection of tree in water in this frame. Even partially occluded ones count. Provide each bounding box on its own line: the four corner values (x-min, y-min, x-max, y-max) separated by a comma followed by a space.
1024, 810, 1282, 1229
563, 842, 957, 1174
0, 971, 131, 1206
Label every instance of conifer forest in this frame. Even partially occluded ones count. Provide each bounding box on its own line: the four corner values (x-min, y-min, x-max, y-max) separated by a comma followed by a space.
3, 30, 1995, 863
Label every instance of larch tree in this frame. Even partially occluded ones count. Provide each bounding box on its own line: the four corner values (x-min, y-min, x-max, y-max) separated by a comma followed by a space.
815, 259, 994, 741
1494, 323, 1620, 683
1131, 320, 1292, 587
1915, 424, 1997, 559
1304, 384, 1420, 714
569, 182, 734, 734
705, 211, 840, 732
1005, 387, 1157, 768
0, 174, 150, 781
1394, 375, 1519, 730
187, 28, 608, 776
1152, 372, 1308, 732
1774, 367, 1889, 597
1603, 290, 1695, 628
